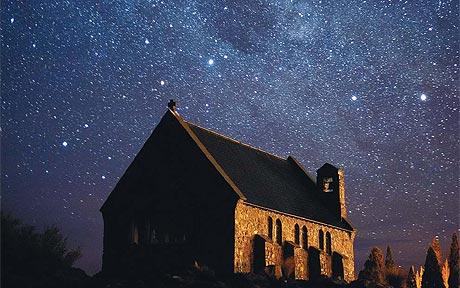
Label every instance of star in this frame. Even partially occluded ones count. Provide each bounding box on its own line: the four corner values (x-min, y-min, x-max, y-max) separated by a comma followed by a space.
1, 0, 457, 276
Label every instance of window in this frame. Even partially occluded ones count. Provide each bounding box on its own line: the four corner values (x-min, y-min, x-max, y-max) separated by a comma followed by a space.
131, 221, 139, 244
276, 219, 282, 245
294, 224, 300, 245
323, 177, 333, 192
268, 217, 273, 239
301, 226, 308, 249
319, 230, 324, 250
326, 232, 332, 254
150, 229, 157, 244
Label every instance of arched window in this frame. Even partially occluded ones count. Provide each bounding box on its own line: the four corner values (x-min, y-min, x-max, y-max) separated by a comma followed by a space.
319, 230, 324, 250
131, 221, 139, 244
268, 217, 273, 239
301, 226, 308, 249
294, 224, 300, 244
276, 219, 282, 245
326, 232, 332, 254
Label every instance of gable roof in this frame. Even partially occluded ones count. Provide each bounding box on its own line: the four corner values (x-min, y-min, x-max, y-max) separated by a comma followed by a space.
182, 116, 353, 231
101, 108, 353, 231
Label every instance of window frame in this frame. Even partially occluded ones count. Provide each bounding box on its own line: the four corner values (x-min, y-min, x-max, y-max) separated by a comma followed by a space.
319, 229, 324, 250
275, 219, 282, 245
326, 231, 332, 254
301, 226, 308, 250
294, 224, 300, 245
267, 216, 273, 239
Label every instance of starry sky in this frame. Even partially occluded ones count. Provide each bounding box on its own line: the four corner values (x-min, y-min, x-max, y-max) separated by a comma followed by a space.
1, 0, 458, 275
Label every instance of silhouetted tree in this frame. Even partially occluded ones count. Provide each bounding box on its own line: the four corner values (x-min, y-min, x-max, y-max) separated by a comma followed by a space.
422, 246, 445, 288
358, 247, 387, 286
1, 213, 83, 288
431, 237, 443, 265
385, 246, 396, 271
448, 233, 459, 288
384, 246, 406, 288
406, 266, 417, 288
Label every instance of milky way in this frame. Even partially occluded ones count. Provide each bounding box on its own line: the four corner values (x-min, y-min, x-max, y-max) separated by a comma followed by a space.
1, 0, 458, 274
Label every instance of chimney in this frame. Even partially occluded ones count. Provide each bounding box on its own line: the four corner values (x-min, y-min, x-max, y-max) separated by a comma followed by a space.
316, 163, 347, 220
167, 99, 176, 111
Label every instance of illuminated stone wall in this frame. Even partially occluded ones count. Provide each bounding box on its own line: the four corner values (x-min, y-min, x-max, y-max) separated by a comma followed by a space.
234, 200, 356, 282
338, 168, 347, 219
295, 248, 308, 279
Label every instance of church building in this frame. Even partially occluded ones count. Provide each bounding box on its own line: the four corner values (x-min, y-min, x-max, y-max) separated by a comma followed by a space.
100, 100, 356, 281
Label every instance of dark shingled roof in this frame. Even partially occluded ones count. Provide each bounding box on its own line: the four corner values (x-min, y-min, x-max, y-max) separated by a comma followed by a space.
187, 122, 353, 231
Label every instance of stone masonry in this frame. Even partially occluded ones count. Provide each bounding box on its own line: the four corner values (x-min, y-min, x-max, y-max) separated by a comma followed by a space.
234, 200, 356, 282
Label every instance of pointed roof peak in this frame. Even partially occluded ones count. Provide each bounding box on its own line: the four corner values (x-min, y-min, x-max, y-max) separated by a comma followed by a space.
167, 99, 176, 111
317, 162, 338, 171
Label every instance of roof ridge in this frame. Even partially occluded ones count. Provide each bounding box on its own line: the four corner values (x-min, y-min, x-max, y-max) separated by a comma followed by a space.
169, 110, 247, 200
186, 121, 287, 161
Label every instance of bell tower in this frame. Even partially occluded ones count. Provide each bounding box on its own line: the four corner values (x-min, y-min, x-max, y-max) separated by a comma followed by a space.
316, 163, 347, 220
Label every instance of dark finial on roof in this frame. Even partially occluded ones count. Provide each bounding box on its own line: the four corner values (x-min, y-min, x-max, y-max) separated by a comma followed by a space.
168, 99, 176, 111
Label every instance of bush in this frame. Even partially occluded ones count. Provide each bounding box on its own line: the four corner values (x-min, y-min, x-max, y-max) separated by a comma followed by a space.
1, 213, 85, 288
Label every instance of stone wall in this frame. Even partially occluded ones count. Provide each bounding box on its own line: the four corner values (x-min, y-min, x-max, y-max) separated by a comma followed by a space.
319, 251, 332, 275
338, 168, 347, 219
102, 110, 239, 275
234, 200, 356, 282
295, 247, 308, 279
265, 240, 283, 278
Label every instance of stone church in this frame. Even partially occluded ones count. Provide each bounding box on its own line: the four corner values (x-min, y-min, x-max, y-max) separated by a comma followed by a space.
100, 100, 356, 281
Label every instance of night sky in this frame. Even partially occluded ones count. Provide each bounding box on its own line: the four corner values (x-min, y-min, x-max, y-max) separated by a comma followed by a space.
1, 0, 458, 275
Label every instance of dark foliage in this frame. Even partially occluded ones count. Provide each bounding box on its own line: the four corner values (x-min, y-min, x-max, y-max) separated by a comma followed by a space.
448, 233, 459, 288
385, 246, 395, 271
421, 247, 445, 288
1, 213, 88, 288
386, 267, 406, 288
406, 266, 417, 288
358, 247, 387, 287
88, 268, 354, 288
384, 246, 406, 288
